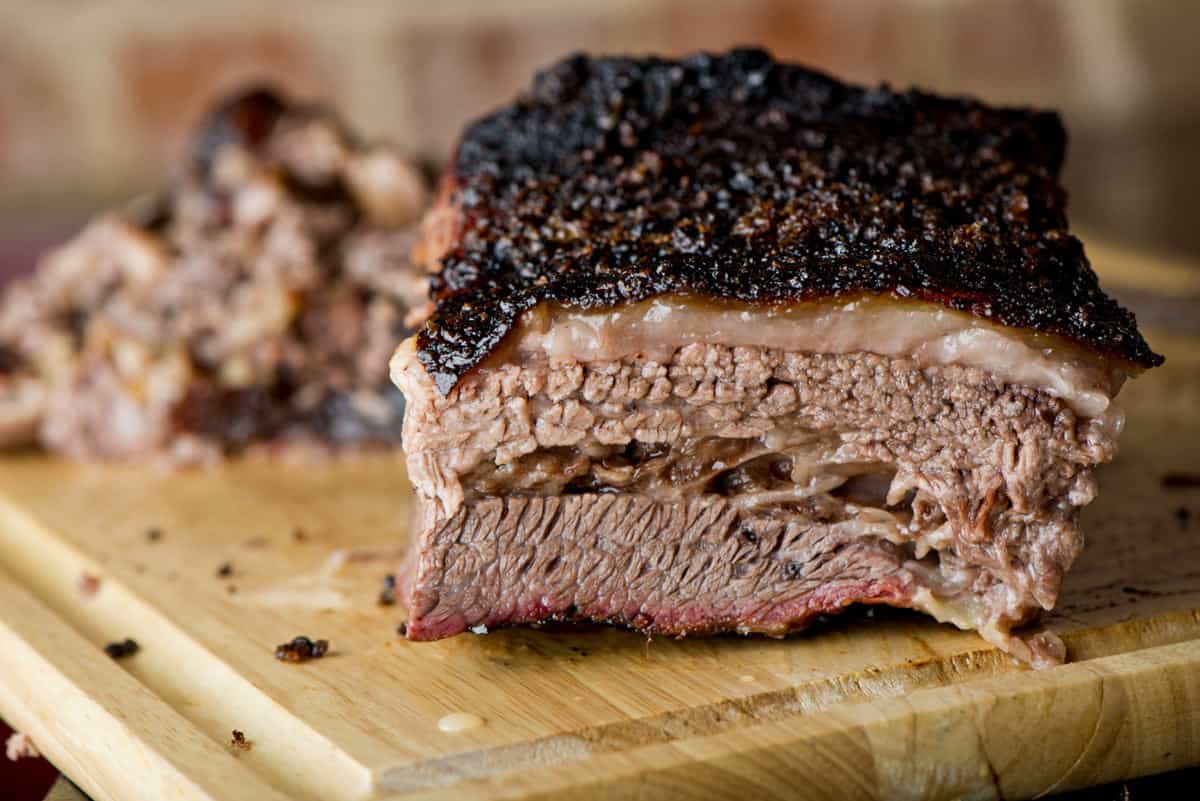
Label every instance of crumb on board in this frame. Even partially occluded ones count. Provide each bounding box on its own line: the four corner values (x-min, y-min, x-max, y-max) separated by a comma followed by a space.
230, 730, 252, 752
396, 621, 408, 637
104, 638, 139, 659
5, 731, 39, 762
216, 562, 234, 578
78, 572, 101, 599
145, 527, 163, 542
1162, 472, 1200, 489
274, 636, 329, 662
226, 585, 238, 595
378, 573, 397, 606
291, 527, 308, 542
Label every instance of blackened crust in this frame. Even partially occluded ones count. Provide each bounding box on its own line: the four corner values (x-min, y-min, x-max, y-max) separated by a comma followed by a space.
417, 48, 1162, 393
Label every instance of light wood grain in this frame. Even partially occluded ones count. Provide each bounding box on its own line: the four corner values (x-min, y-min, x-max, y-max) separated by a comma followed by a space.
1, 250, 1198, 800
0, 565, 294, 801
1084, 233, 1200, 296
392, 638, 1200, 801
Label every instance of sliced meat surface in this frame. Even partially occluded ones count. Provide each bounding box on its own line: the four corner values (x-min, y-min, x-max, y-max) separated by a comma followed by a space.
403, 493, 919, 641
395, 340, 1119, 667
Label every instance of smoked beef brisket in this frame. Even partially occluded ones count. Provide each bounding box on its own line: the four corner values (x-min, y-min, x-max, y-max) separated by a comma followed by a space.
393, 49, 1161, 666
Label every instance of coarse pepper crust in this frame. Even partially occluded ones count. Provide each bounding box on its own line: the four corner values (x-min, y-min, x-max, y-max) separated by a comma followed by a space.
415, 47, 1161, 394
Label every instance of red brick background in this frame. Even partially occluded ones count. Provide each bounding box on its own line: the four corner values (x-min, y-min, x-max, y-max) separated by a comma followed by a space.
0, 0, 1197, 260
121, 30, 329, 165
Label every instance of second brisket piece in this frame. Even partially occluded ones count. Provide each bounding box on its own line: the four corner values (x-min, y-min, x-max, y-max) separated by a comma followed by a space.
0, 88, 429, 462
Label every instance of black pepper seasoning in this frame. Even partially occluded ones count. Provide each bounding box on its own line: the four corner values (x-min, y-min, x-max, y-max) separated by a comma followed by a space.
104, 638, 140, 659
378, 573, 397, 606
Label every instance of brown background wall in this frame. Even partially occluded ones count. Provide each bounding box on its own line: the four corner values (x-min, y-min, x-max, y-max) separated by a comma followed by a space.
1, 0, 1198, 261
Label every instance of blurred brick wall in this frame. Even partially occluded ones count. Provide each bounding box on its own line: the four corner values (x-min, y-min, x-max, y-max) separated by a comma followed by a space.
0, 0, 1198, 258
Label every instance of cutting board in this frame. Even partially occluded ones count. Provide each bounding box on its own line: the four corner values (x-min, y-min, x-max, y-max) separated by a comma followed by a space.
1, 241, 1199, 801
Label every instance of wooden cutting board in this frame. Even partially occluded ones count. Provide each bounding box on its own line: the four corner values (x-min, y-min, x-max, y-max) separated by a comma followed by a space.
1, 242, 1199, 801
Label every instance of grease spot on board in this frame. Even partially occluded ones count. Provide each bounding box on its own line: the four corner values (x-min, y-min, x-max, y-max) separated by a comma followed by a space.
240, 549, 351, 609
438, 712, 485, 733
236, 546, 406, 610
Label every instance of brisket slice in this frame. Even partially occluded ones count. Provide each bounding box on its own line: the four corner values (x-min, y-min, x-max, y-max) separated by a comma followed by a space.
0, 87, 429, 462
394, 49, 1158, 666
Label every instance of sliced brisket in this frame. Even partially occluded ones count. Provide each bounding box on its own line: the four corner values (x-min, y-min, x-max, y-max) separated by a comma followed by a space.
396, 342, 1117, 666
